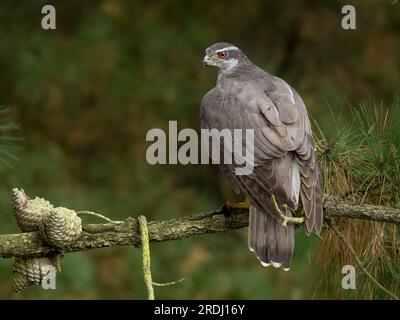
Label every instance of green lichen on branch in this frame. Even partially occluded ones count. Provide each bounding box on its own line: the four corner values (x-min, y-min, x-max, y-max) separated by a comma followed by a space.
138, 215, 154, 300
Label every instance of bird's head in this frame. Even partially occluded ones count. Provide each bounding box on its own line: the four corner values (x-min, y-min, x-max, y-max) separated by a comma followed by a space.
202, 42, 247, 72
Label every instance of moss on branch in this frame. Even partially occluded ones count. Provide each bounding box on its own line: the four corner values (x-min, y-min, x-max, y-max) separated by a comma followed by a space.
0, 196, 399, 259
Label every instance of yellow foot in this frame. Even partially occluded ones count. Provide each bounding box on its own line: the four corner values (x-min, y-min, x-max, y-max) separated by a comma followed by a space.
226, 197, 250, 209
270, 193, 304, 227
282, 216, 304, 228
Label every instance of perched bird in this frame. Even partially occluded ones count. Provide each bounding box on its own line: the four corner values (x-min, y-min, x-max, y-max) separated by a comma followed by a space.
200, 42, 323, 270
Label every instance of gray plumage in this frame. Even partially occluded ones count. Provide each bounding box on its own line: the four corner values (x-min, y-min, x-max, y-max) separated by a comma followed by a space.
200, 42, 323, 270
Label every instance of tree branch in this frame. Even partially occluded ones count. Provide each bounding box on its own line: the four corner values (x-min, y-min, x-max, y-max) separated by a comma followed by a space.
0, 196, 399, 259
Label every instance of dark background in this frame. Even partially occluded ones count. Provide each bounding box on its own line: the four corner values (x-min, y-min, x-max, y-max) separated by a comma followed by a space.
0, 0, 399, 299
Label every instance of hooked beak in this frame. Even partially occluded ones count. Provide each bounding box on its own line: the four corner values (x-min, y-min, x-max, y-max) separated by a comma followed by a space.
202, 54, 211, 68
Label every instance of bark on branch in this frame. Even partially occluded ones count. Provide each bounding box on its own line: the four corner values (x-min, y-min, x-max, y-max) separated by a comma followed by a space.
0, 196, 399, 259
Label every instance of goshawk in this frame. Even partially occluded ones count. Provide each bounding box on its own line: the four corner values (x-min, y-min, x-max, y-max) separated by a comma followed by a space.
200, 42, 323, 270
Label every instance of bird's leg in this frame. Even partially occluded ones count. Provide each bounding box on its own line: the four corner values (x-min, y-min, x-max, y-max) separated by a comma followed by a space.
270, 194, 304, 227
226, 196, 250, 209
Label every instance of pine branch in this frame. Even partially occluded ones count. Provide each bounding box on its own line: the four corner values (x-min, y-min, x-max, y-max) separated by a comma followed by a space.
326, 218, 399, 300
0, 195, 399, 259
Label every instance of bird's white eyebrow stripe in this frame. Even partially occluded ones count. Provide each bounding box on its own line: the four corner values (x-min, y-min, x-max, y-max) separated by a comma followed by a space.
215, 46, 239, 53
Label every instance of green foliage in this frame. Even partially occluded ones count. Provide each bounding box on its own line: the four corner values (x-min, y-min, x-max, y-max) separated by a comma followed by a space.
315, 97, 400, 299
351, 97, 400, 206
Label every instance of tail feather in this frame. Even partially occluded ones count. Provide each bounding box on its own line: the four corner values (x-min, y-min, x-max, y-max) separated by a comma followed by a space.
248, 205, 294, 270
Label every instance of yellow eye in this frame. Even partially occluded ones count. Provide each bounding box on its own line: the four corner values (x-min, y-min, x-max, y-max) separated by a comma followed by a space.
218, 51, 227, 59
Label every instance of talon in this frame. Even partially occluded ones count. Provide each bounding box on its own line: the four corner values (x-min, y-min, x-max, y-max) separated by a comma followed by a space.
226, 197, 250, 209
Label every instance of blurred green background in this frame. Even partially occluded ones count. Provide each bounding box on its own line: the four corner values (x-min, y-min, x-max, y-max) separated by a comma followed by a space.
0, 0, 399, 299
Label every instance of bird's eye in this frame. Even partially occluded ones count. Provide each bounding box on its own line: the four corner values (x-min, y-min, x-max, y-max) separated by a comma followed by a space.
218, 51, 228, 59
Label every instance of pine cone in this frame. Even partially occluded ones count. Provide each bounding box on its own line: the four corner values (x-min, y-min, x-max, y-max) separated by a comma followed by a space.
11, 270, 30, 293
39, 207, 82, 247
12, 188, 54, 232
11, 258, 30, 293
26, 257, 59, 284
11, 256, 62, 293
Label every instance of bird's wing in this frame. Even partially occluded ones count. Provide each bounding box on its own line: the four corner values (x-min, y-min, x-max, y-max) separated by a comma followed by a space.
200, 75, 323, 235
264, 75, 323, 235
